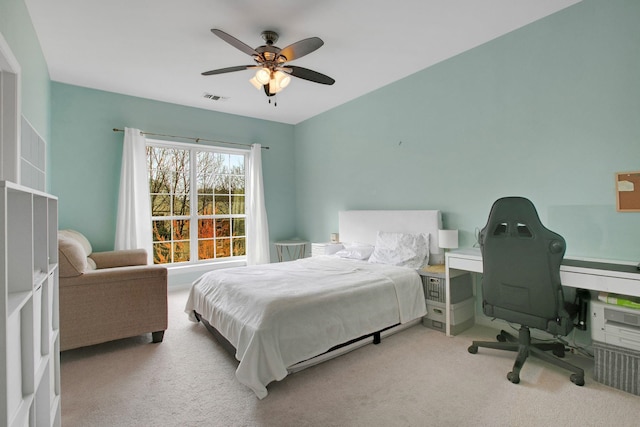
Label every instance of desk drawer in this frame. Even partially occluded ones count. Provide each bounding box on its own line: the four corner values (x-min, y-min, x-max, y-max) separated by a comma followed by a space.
448, 257, 483, 273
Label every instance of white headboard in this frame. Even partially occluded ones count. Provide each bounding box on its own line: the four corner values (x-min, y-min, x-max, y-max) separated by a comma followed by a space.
338, 210, 443, 264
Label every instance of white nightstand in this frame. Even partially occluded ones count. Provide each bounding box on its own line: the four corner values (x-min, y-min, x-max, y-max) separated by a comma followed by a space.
311, 242, 344, 256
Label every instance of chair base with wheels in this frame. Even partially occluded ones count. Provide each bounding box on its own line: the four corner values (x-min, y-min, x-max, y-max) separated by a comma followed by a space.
468, 327, 585, 386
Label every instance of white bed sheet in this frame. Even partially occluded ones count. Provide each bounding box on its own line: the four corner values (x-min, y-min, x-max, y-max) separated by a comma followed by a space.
185, 256, 426, 399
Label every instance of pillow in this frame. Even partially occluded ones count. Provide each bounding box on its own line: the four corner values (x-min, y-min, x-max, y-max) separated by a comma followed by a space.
368, 231, 430, 268
335, 243, 375, 260
58, 237, 88, 277
58, 229, 92, 256
86, 257, 97, 270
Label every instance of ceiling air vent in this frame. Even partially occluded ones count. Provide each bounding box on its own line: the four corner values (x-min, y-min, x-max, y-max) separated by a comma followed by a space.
203, 93, 229, 102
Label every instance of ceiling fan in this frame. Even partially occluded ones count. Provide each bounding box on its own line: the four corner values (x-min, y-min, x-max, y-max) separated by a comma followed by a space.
202, 29, 335, 102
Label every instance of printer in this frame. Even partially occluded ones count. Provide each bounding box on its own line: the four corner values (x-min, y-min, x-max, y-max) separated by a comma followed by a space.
591, 297, 640, 352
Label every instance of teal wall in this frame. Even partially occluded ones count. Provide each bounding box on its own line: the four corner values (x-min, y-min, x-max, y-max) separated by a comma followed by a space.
5, 0, 640, 263
50, 83, 295, 252
294, 0, 640, 262
0, 0, 51, 156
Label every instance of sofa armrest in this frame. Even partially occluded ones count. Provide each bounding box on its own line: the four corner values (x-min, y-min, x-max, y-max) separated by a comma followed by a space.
90, 249, 148, 269
60, 264, 167, 287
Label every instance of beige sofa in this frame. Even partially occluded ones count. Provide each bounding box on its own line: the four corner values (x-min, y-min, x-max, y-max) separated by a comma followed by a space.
58, 229, 168, 351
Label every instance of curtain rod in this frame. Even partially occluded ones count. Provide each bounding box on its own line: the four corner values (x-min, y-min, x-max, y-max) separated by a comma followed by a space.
112, 128, 269, 150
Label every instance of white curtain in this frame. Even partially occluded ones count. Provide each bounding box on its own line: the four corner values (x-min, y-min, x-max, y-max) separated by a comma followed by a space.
246, 144, 270, 264
115, 127, 153, 263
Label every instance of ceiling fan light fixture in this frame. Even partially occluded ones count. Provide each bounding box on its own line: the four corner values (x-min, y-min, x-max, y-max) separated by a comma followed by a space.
274, 71, 291, 89
268, 78, 279, 95
249, 76, 263, 90
204, 29, 335, 104
255, 68, 271, 85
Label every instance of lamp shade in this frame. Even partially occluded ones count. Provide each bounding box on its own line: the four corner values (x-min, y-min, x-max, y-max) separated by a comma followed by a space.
274, 70, 291, 89
249, 76, 262, 90
255, 68, 271, 85
438, 229, 459, 249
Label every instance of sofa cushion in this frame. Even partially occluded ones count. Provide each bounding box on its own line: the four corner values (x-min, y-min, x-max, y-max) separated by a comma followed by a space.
58, 237, 89, 277
58, 229, 92, 256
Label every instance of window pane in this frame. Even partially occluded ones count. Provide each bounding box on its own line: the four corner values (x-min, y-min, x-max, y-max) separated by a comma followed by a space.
231, 195, 245, 214
198, 194, 213, 215
153, 242, 171, 264
230, 154, 245, 175
173, 194, 190, 216
233, 238, 246, 256
173, 241, 190, 262
151, 194, 171, 216
197, 151, 216, 191
173, 219, 190, 241
215, 219, 230, 237
174, 168, 189, 193
215, 195, 230, 214
232, 218, 245, 237
170, 150, 190, 186
148, 147, 171, 193
215, 238, 230, 258
198, 239, 214, 260
231, 176, 245, 194
216, 153, 230, 174
215, 175, 230, 194
153, 220, 171, 242
198, 218, 214, 238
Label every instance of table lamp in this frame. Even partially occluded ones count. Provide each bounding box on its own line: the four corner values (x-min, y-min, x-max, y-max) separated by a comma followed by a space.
424, 229, 459, 274
438, 229, 459, 253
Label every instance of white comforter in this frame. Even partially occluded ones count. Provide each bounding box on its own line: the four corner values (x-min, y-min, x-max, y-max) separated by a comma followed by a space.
185, 256, 426, 399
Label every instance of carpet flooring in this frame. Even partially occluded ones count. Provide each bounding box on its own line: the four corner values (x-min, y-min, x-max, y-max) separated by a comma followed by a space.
60, 288, 640, 426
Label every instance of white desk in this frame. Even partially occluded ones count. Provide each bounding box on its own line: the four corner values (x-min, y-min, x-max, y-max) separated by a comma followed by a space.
444, 248, 640, 336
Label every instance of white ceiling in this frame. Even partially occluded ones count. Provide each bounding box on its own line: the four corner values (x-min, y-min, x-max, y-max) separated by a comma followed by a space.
24, 0, 581, 125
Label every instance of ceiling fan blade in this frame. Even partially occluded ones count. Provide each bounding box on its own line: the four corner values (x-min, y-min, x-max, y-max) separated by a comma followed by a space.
211, 29, 259, 57
287, 66, 335, 85
201, 65, 253, 76
278, 37, 324, 62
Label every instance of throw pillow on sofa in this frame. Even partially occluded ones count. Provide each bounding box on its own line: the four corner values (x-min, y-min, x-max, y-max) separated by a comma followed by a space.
58, 237, 89, 277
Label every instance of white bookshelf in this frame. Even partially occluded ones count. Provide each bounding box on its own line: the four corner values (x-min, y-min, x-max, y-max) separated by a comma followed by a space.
1, 180, 60, 427
20, 116, 46, 192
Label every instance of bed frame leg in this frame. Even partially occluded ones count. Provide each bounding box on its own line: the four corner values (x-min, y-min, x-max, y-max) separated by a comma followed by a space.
373, 331, 381, 345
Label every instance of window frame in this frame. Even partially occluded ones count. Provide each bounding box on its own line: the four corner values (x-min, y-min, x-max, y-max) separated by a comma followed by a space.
146, 138, 249, 265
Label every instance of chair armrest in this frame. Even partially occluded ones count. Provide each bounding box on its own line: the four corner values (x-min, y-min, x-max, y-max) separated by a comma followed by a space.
90, 249, 148, 269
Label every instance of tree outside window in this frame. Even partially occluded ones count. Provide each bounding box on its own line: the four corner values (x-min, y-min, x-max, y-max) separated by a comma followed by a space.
147, 142, 246, 264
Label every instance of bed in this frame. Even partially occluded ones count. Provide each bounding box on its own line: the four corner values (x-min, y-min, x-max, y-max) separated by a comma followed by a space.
185, 210, 443, 398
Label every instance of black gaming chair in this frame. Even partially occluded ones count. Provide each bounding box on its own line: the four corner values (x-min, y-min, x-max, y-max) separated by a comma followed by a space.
468, 197, 585, 386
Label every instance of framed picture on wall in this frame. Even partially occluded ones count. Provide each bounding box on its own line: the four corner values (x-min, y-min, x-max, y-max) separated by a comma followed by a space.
615, 171, 640, 212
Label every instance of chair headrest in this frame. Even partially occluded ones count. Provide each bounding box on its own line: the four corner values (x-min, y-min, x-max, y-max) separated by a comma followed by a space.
481, 196, 565, 255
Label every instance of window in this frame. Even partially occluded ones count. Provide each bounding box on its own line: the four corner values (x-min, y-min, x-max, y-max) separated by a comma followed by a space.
146, 140, 247, 264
